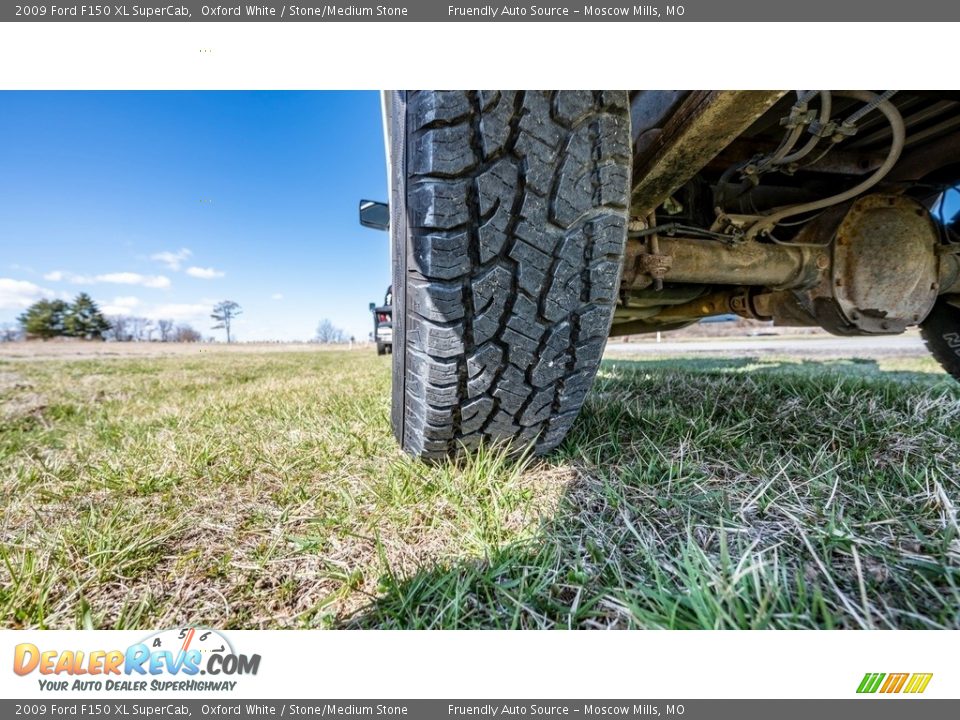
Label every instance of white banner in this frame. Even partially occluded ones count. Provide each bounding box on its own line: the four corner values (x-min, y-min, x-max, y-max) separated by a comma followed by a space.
1, 629, 954, 699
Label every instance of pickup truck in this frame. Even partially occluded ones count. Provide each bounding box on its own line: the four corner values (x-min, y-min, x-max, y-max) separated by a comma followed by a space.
369, 287, 393, 356
360, 91, 960, 460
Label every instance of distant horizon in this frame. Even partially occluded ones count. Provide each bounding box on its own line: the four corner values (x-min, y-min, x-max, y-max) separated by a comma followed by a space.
0, 91, 390, 342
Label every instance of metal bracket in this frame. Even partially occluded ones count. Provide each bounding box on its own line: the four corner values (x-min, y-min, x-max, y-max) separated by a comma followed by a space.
638, 251, 673, 291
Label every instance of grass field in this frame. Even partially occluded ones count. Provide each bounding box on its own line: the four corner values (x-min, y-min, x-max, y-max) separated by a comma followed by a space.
2, 345, 959, 629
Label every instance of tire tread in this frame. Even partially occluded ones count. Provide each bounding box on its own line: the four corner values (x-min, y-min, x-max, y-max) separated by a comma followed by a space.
398, 90, 630, 460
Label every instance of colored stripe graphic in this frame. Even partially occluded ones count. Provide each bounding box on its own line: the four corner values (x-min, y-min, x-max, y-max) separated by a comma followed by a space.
857, 672, 932, 694
904, 674, 934, 694
880, 673, 909, 693
857, 673, 885, 694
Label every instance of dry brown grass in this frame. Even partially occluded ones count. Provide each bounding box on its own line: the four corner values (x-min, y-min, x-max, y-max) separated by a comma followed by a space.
0, 340, 369, 361
2, 347, 959, 629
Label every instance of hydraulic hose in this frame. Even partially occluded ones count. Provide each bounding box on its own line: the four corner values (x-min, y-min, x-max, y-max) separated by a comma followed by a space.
745, 90, 905, 241
844, 90, 897, 126
775, 91, 832, 166
764, 91, 811, 166
716, 91, 826, 208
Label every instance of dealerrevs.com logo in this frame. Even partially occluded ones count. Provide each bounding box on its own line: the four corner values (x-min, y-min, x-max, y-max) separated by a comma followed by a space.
857, 673, 933, 695
13, 628, 261, 693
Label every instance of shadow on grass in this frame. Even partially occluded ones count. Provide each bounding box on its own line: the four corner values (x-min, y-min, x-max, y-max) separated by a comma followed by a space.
343, 356, 960, 629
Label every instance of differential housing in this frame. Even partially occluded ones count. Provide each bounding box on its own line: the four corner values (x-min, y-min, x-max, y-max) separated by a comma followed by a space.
822, 194, 940, 334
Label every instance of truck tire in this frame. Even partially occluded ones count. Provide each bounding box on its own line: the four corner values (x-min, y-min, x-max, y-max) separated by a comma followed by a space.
377, 342, 387, 356
389, 91, 631, 460
920, 298, 960, 380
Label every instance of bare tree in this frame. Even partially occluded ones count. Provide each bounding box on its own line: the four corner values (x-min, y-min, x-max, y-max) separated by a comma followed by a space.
157, 319, 175, 342
211, 300, 242, 343
0, 322, 22, 342
127, 316, 154, 342
105, 315, 131, 342
173, 323, 202, 342
316, 318, 347, 344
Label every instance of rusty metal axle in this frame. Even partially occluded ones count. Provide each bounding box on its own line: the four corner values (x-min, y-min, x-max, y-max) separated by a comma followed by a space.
622, 235, 820, 292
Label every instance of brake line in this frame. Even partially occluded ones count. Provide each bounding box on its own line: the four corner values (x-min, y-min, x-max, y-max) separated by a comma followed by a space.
775, 91, 833, 166
745, 90, 905, 241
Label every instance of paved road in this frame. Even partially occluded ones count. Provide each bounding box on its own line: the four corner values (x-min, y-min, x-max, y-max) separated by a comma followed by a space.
605, 334, 928, 356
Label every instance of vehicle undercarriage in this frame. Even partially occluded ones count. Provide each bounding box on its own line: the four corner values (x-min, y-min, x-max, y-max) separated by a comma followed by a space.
616, 90, 960, 338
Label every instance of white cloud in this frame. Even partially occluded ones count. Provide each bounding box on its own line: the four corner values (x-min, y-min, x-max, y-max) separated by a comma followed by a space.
0, 278, 55, 310
44, 271, 172, 289
271, 293, 284, 301
150, 248, 192, 271
101, 304, 131, 316
95, 272, 171, 288
186, 266, 225, 280
98, 298, 210, 325
147, 303, 211, 322
101, 296, 141, 315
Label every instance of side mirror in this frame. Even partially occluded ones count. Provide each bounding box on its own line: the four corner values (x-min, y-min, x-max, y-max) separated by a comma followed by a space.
359, 199, 390, 231
369, 302, 376, 311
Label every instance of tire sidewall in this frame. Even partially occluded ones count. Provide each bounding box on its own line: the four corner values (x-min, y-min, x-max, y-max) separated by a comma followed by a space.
388, 91, 409, 447
922, 299, 960, 377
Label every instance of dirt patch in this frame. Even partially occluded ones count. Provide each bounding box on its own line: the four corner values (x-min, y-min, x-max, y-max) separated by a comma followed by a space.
1, 392, 47, 422
0, 371, 46, 422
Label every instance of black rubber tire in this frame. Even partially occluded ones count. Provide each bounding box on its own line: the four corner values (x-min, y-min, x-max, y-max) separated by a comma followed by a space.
920, 298, 960, 379
390, 91, 631, 461
377, 342, 387, 356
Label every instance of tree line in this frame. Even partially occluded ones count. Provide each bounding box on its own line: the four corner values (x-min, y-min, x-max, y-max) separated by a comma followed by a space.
4, 294, 357, 344
315, 318, 352, 344
8, 293, 205, 343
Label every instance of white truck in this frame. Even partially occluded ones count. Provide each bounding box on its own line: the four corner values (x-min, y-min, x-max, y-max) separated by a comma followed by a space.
360, 91, 960, 460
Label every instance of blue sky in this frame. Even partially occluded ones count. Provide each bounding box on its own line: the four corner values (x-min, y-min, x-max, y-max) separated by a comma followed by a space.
0, 91, 390, 341
3, 92, 959, 342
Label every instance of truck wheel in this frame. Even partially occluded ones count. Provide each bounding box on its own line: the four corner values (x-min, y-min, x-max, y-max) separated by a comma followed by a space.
920, 298, 960, 379
377, 342, 387, 356
389, 91, 631, 460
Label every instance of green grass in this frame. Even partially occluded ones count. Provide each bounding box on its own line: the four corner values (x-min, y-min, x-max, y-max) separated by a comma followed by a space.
1, 349, 959, 629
